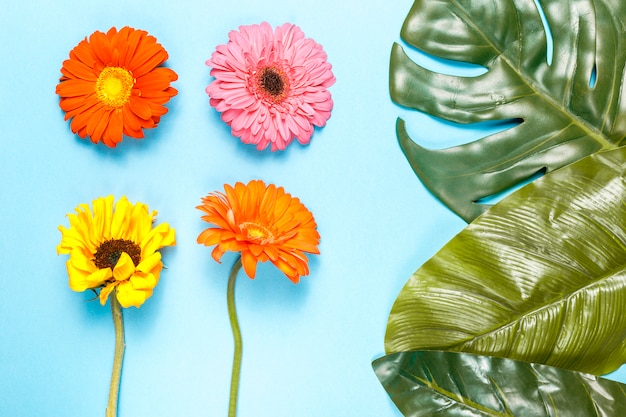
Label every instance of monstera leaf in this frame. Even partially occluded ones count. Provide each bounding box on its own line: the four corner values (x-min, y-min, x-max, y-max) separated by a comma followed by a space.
373, 351, 626, 417
385, 146, 626, 376
392, 0, 626, 222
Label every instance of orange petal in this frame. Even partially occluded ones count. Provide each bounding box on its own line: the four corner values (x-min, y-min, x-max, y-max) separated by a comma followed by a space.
211, 245, 226, 263
61, 59, 98, 81
241, 251, 258, 279
56, 79, 96, 97
129, 95, 152, 120
89, 30, 113, 64
102, 109, 124, 146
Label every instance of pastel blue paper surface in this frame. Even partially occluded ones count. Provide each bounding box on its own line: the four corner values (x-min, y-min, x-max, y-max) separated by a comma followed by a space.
0, 1, 624, 416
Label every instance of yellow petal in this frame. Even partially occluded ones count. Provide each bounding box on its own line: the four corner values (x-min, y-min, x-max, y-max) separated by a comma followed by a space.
99, 282, 118, 305
129, 201, 152, 242
140, 222, 176, 258
66, 262, 91, 292
112, 251, 136, 281
91, 196, 114, 242
68, 248, 96, 272
56, 226, 72, 255
110, 195, 132, 239
116, 280, 149, 308
130, 271, 157, 290
70, 266, 111, 292
136, 251, 161, 273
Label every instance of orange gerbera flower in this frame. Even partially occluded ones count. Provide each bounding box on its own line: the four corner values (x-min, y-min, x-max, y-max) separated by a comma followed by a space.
56, 26, 178, 147
197, 180, 320, 283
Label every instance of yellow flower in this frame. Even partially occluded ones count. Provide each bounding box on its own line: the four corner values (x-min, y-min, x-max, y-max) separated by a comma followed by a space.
57, 196, 176, 308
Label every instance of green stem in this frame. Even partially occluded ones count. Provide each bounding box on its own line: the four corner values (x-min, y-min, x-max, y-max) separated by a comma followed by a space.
106, 290, 125, 417
227, 256, 243, 417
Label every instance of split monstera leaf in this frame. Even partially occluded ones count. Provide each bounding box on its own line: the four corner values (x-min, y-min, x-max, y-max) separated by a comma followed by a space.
392, 0, 626, 223
377, 0, 626, 415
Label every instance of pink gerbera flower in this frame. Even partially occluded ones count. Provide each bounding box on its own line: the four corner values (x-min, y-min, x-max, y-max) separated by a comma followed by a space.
206, 22, 336, 151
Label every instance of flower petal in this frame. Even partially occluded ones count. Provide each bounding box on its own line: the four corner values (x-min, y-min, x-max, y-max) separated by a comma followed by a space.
70, 264, 111, 292
116, 280, 149, 308
130, 271, 157, 290
241, 250, 258, 279
99, 282, 118, 305
136, 251, 162, 274
113, 251, 136, 281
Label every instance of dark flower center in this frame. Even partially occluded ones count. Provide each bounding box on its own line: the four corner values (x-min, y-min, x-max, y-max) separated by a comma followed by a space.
94, 239, 141, 269
259, 67, 285, 96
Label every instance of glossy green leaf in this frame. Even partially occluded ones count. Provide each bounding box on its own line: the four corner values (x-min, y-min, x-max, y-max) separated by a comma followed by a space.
392, 0, 626, 222
373, 351, 626, 417
385, 147, 626, 375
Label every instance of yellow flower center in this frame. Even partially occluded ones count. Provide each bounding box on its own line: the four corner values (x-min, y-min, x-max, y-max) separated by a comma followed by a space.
240, 222, 275, 245
94, 239, 141, 269
95, 67, 135, 108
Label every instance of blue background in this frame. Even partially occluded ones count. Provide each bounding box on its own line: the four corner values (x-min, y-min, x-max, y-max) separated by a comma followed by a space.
1, 0, 624, 416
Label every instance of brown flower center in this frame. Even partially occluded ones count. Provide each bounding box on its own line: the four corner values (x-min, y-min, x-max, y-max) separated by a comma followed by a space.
95, 67, 135, 108
240, 222, 275, 245
255, 66, 289, 103
94, 239, 141, 269
260, 67, 285, 95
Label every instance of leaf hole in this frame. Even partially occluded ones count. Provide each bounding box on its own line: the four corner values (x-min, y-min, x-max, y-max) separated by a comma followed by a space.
534, 0, 553, 65
399, 43, 487, 77
589, 64, 597, 88
399, 116, 522, 150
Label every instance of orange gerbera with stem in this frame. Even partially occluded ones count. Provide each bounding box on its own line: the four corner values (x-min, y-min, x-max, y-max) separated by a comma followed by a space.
197, 179, 320, 283
56, 26, 178, 147
197, 180, 319, 417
